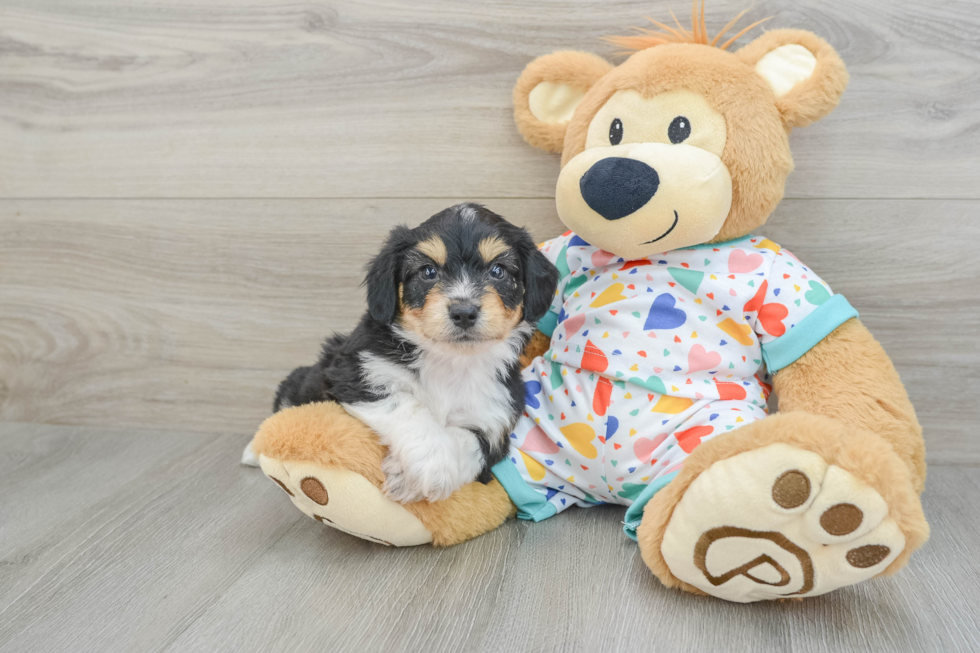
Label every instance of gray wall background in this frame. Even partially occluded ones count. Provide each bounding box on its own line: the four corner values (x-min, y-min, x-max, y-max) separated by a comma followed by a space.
2, 0, 977, 460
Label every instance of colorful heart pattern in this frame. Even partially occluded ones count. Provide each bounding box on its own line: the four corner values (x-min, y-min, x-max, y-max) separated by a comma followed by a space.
562, 313, 586, 338
644, 293, 687, 330
593, 377, 613, 416
522, 425, 561, 454
805, 280, 831, 306
687, 344, 722, 373
633, 433, 668, 463
728, 249, 763, 273
591, 282, 628, 308
508, 232, 838, 512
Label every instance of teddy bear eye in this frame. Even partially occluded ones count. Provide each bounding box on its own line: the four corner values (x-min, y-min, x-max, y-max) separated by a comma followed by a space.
669, 116, 691, 144
609, 118, 623, 145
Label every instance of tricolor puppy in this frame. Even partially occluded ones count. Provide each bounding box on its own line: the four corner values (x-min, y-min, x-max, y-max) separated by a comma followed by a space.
248, 203, 558, 503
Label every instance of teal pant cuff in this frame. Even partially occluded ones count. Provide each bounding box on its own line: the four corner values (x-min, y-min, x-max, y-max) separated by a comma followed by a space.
491, 457, 558, 522
622, 471, 680, 541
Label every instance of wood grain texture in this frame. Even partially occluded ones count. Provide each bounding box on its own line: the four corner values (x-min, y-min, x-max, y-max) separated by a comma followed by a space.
1, 423, 978, 653
0, 423, 303, 652
1, 2, 976, 649
1, 0, 979, 199
2, 198, 976, 460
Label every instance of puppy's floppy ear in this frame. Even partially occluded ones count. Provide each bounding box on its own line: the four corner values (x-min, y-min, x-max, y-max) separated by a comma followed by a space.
737, 29, 849, 129
364, 225, 415, 324
513, 51, 614, 153
515, 230, 560, 324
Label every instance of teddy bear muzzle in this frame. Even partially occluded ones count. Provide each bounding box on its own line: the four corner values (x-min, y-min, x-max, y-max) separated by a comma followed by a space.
556, 142, 732, 259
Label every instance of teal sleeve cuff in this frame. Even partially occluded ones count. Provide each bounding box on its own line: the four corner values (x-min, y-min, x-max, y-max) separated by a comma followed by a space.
491, 458, 558, 522
761, 294, 858, 374
622, 472, 679, 541
536, 310, 560, 338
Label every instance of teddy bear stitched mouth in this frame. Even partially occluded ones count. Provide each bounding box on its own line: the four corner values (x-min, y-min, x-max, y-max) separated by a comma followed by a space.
641, 210, 679, 244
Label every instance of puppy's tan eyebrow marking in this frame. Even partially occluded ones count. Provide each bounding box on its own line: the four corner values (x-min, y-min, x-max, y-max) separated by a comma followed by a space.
416, 236, 447, 265
478, 236, 509, 263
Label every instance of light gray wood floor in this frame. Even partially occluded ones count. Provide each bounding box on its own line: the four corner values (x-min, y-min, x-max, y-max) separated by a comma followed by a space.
0, 421, 978, 653
2, 1, 979, 650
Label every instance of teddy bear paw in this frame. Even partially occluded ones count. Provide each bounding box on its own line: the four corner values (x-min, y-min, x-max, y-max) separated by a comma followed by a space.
660, 443, 910, 602
259, 455, 433, 547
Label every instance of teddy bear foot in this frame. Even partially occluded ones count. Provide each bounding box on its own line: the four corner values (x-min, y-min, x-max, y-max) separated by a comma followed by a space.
637, 413, 929, 602
661, 442, 912, 601
249, 401, 517, 547
259, 455, 434, 547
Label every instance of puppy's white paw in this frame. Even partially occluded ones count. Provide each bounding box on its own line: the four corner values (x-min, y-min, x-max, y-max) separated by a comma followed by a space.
382, 445, 468, 504
381, 454, 425, 504
414, 444, 474, 502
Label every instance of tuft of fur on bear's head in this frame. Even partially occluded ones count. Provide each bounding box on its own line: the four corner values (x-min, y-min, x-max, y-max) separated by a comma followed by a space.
513, 4, 848, 259
603, 2, 771, 53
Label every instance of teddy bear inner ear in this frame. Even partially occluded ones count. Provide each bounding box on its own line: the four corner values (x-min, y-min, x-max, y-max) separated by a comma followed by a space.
754, 44, 817, 99
513, 50, 613, 154
528, 82, 588, 125
737, 29, 849, 130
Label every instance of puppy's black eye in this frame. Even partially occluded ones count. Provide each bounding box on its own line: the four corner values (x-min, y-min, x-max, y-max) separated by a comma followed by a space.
609, 118, 623, 146
489, 264, 506, 280
420, 265, 438, 280
668, 116, 691, 144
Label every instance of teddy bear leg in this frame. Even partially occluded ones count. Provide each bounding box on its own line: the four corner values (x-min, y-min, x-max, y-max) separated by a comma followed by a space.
635, 411, 929, 602
250, 402, 516, 547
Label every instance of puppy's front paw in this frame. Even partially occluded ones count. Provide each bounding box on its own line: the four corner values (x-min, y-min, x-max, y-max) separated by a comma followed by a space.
383, 449, 465, 503
408, 448, 468, 503
381, 454, 425, 504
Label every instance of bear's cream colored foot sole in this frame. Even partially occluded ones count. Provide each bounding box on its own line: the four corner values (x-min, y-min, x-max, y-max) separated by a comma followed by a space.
259, 455, 433, 547
661, 443, 908, 602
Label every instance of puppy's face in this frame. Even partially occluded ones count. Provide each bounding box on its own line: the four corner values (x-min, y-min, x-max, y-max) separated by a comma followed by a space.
399, 231, 523, 344
366, 204, 559, 347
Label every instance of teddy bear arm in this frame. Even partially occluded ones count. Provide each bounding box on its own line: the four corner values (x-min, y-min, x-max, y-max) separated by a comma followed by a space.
773, 318, 926, 492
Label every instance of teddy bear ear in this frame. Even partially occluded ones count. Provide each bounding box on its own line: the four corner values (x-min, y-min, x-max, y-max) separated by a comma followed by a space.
513, 51, 614, 153
736, 29, 849, 129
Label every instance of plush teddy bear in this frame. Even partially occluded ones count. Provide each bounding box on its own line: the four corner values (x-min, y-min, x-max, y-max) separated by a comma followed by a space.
248, 8, 929, 602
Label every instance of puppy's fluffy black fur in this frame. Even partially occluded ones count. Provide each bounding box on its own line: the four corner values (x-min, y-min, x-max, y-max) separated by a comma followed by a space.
273, 203, 559, 483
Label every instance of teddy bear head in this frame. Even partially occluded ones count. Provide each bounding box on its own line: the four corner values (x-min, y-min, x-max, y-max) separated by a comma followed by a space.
513, 10, 848, 259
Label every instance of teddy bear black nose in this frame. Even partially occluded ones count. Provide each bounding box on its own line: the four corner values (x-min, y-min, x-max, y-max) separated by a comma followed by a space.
579, 157, 660, 221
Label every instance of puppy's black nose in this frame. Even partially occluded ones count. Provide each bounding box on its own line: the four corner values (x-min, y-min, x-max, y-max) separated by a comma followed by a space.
449, 303, 480, 329
579, 157, 660, 221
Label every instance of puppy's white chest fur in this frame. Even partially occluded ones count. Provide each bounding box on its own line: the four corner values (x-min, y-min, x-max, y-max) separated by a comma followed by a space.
359, 325, 529, 438
412, 340, 515, 436
345, 325, 530, 503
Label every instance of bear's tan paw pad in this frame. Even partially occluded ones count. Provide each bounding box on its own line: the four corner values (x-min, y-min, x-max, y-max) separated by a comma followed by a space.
258, 455, 433, 547
661, 443, 906, 602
